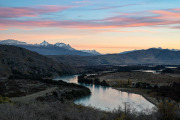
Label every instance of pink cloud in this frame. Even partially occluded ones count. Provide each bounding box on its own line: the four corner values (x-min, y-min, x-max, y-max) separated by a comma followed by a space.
94, 29, 156, 33
152, 10, 180, 19
172, 8, 180, 11
93, 8, 180, 28
0, 5, 72, 18
0, 8, 180, 30
91, 4, 139, 10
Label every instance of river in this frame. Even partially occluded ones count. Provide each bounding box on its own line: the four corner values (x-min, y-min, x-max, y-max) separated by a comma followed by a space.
54, 75, 155, 112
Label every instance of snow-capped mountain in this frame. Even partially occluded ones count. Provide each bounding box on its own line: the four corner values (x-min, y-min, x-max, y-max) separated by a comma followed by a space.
37, 40, 75, 50
81, 50, 101, 55
54, 42, 75, 50
0, 39, 27, 45
0, 39, 101, 56
39, 40, 50, 46
0, 39, 74, 50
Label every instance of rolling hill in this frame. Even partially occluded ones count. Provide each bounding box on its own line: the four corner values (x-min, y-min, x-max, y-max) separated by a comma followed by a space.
0, 45, 73, 78
49, 48, 180, 66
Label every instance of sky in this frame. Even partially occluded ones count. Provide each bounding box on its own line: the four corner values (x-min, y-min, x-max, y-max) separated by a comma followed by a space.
0, 0, 180, 54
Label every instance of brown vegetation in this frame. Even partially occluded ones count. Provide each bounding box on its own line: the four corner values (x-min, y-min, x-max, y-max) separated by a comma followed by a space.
89, 72, 180, 87
156, 101, 178, 120
1, 101, 179, 120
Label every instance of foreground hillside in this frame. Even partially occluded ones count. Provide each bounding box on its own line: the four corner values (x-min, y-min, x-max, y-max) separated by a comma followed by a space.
50, 48, 180, 66
0, 45, 72, 78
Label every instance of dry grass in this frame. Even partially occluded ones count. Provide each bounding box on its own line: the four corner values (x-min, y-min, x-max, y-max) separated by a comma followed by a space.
0, 101, 163, 120
96, 72, 180, 85
106, 79, 132, 87
0, 102, 114, 120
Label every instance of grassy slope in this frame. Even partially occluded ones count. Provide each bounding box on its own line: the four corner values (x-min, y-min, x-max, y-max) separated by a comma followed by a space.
0, 45, 73, 78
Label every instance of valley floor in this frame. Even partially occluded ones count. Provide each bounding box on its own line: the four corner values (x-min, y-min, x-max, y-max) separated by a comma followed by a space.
0, 78, 156, 120
1, 73, 180, 120
83, 71, 180, 119
85, 71, 180, 107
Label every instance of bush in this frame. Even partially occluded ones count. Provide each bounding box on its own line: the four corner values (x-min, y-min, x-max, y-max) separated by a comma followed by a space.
101, 80, 109, 86
0, 96, 12, 104
94, 78, 101, 85
157, 101, 178, 120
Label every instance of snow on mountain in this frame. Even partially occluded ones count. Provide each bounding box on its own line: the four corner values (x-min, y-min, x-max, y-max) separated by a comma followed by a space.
39, 40, 50, 46
81, 50, 101, 55
0, 39, 76, 50
54, 42, 75, 50
0, 39, 27, 45
0, 39, 100, 55
37, 41, 74, 50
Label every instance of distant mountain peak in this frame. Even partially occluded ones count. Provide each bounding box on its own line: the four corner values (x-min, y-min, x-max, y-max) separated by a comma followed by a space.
119, 47, 180, 54
54, 42, 74, 50
0, 39, 27, 45
0, 39, 101, 56
81, 49, 101, 55
39, 40, 50, 46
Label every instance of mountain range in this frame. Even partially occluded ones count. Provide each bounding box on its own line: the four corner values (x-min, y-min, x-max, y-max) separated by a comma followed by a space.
1, 39, 180, 66
0, 39, 101, 56
50, 48, 180, 66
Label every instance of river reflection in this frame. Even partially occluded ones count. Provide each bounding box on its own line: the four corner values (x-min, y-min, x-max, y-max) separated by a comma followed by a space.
54, 75, 155, 112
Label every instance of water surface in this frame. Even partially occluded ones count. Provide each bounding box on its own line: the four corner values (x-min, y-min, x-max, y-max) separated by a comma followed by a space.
54, 75, 155, 112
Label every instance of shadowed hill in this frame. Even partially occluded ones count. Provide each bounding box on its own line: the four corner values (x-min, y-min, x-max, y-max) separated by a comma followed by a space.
49, 48, 180, 66
0, 45, 73, 78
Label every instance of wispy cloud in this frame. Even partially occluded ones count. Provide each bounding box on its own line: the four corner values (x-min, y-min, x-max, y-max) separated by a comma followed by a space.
171, 8, 180, 11
0, 8, 180, 30
72, 0, 90, 4
94, 29, 157, 33
90, 4, 140, 10
0, 5, 73, 18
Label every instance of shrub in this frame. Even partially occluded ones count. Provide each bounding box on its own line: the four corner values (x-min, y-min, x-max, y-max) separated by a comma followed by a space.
0, 96, 12, 104
157, 101, 177, 120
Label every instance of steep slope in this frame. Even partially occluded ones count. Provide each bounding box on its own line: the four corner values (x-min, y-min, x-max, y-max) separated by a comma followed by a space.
0, 45, 72, 78
49, 48, 180, 66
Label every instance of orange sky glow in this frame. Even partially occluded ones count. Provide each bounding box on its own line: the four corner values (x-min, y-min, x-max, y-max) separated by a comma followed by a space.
0, 0, 180, 53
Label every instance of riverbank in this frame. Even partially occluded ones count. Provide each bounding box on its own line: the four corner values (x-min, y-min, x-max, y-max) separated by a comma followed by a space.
116, 87, 180, 109
0, 78, 153, 120
0, 78, 91, 104
84, 71, 180, 110
1, 75, 180, 120
114, 87, 158, 106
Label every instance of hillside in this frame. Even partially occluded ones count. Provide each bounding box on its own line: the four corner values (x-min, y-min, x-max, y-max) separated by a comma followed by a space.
0, 45, 72, 78
49, 48, 180, 66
